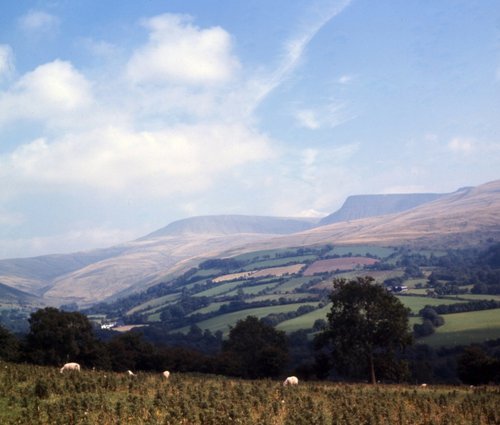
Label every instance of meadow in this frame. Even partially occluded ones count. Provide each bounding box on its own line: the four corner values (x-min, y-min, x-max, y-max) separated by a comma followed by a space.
1, 362, 498, 425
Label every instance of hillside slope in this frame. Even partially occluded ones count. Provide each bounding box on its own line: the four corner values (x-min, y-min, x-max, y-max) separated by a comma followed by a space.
228, 180, 500, 254
319, 192, 447, 225
0, 216, 319, 306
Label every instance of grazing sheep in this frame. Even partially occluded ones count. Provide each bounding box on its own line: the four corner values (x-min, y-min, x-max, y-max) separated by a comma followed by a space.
283, 376, 299, 386
60, 362, 80, 373
421, 383, 427, 388
127, 370, 136, 376
162, 370, 170, 379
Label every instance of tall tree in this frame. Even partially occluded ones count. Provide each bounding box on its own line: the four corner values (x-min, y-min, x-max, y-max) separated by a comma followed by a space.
221, 316, 288, 378
24, 307, 99, 366
315, 277, 413, 384
0, 324, 19, 361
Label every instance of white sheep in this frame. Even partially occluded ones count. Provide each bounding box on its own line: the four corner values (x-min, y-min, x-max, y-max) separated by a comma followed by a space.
283, 376, 299, 386
127, 370, 136, 376
60, 362, 80, 373
162, 370, 170, 379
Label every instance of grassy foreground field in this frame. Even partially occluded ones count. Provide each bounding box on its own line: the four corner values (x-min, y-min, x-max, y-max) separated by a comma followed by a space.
1, 362, 499, 425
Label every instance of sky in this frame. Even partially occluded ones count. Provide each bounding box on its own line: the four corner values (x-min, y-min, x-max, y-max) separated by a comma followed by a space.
0, 0, 499, 259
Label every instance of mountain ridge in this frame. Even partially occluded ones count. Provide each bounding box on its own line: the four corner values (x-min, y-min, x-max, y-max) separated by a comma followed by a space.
319, 192, 448, 225
0, 179, 499, 306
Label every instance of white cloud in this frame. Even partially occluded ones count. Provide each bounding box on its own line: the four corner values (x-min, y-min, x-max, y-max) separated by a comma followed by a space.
337, 74, 353, 84
18, 10, 60, 34
0, 45, 15, 80
448, 137, 474, 154
296, 209, 327, 218
0, 60, 93, 127
294, 102, 352, 129
126, 14, 240, 85
295, 109, 320, 129
1, 123, 274, 197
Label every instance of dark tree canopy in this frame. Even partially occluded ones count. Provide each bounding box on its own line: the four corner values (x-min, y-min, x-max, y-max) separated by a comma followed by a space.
316, 277, 413, 384
457, 346, 500, 385
24, 307, 100, 366
0, 324, 19, 361
221, 315, 288, 378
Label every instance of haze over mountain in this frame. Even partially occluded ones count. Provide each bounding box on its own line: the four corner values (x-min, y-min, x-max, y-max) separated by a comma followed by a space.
319, 192, 449, 225
142, 215, 318, 238
0, 180, 499, 306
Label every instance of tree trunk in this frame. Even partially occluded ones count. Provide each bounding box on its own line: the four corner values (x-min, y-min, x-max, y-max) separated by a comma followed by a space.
369, 352, 376, 384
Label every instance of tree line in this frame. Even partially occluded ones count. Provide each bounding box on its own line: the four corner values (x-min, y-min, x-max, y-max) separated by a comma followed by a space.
1, 277, 499, 385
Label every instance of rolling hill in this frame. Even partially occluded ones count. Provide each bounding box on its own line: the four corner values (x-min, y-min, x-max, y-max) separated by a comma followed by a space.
0, 179, 499, 307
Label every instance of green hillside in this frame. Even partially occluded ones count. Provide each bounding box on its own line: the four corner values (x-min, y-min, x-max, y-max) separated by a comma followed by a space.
88, 243, 500, 349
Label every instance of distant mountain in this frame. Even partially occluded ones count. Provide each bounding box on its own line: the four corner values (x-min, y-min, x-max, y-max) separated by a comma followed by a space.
0, 281, 40, 305
0, 215, 319, 306
0, 180, 499, 307
142, 215, 318, 238
319, 193, 448, 226
0, 248, 127, 295
232, 180, 500, 253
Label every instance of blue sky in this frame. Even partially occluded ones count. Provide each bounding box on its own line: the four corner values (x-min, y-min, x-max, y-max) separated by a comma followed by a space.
0, 0, 499, 258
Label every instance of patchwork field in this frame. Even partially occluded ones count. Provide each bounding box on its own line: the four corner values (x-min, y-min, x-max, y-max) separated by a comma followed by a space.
214, 264, 305, 283
303, 257, 379, 275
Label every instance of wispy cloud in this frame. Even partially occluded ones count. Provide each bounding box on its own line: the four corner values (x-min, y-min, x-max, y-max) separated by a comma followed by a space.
448, 137, 475, 154
18, 10, 60, 35
337, 74, 353, 84
246, 0, 353, 111
294, 102, 352, 130
0, 45, 15, 80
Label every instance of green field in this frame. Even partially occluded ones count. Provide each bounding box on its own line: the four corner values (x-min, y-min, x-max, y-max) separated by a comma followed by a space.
326, 245, 396, 258
240, 255, 316, 271
419, 308, 500, 347
224, 282, 280, 296
272, 276, 312, 293
1, 362, 498, 425
252, 293, 319, 302
126, 293, 180, 315
276, 304, 331, 333
187, 301, 229, 316
396, 295, 467, 314
456, 294, 500, 302
193, 280, 248, 297
177, 302, 319, 335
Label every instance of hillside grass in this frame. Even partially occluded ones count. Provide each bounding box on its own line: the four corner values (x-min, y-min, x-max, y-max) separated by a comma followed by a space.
176, 302, 319, 336
193, 280, 248, 297
326, 245, 396, 258
126, 293, 180, 316
395, 295, 468, 314
1, 362, 498, 425
224, 282, 281, 296
240, 255, 316, 271
276, 304, 331, 333
419, 308, 500, 347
